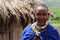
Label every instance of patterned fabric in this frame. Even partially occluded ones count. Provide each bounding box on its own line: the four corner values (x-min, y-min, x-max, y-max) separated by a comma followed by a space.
34, 36, 40, 40
33, 34, 42, 40
20, 24, 60, 40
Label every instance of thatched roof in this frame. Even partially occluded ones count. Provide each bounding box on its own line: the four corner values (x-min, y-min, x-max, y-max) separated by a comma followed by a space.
0, 0, 54, 33
0, 0, 41, 33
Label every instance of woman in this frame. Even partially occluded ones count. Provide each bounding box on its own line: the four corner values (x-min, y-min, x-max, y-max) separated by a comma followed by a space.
20, 3, 60, 40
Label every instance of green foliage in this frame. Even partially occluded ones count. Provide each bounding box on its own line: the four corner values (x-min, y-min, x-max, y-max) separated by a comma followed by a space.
50, 8, 60, 27
51, 8, 60, 16
51, 16, 60, 21
51, 8, 60, 20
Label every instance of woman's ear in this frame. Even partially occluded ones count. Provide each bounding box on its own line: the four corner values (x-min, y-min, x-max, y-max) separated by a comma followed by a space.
48, 12, 50, 16
33, 13, 36, 22
47, 12, 51, 20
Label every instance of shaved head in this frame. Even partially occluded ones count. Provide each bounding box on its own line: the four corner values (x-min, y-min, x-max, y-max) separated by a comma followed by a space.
35, 3, 48, 12
34, 3, 49, 26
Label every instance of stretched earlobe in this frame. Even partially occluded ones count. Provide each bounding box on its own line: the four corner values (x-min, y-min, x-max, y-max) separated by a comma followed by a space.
48, 13, 50, 16
47, 13, 51, 20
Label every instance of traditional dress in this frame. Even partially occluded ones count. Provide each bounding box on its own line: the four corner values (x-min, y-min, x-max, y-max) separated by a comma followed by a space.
20, 22, 60, 40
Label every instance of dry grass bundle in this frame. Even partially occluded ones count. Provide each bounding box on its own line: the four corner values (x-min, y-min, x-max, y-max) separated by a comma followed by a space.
0, 0, 54, 34
0, 0, 41, 33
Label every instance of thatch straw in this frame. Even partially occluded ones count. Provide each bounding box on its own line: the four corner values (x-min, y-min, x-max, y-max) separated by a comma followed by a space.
0, 0, 41, 33
0, 0, 54, 33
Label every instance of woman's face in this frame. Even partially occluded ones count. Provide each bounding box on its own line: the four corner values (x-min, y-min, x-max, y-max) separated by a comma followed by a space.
35, 7, 49, 26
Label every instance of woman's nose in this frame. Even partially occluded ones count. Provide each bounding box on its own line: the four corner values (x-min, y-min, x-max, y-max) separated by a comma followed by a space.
39, 15, 43, 19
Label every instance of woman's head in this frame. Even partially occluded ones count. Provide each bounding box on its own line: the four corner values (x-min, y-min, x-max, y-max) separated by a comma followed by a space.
34, 3, 50, 26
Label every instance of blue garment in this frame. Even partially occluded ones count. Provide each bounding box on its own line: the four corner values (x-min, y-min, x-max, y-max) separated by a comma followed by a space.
20, 24, 60, 40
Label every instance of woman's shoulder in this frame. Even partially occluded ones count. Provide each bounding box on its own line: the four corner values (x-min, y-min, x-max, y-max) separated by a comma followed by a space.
22, 24, 34, 34
46, 23, 58, 32
24, 24, 32, 31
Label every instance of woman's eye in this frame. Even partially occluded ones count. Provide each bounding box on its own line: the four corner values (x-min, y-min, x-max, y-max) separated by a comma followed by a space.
36, 14, 41, 16
43, 13, 47, 16
36, 13, 48, 16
